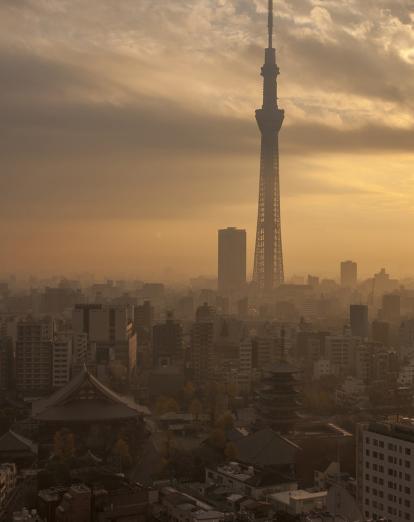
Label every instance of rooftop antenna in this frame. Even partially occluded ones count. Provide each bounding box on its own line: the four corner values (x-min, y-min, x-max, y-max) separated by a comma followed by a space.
268, 0, 274, 48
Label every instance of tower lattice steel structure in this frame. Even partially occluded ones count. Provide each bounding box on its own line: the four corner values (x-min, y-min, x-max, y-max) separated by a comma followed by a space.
253, 0, 284, 292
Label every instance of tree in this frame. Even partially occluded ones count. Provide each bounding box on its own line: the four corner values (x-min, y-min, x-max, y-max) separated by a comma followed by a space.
162, 430, 175, 461
209, 428, 226, 450
113, 437, 132, 469
189, 399, 203, 421
109, 361, 127, 383
53, 429, 75, 461
183, 381, 195, 402
224, 442, 238, 461
216, 412, 234, 431
155, 396, 180, 415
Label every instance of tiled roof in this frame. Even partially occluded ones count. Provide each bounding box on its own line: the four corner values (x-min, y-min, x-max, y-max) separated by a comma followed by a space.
0, 430, 38, 454
32, 366, 149, 422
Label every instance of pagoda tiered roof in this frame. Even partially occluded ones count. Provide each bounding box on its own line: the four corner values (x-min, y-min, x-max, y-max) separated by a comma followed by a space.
32, 366, 149, 423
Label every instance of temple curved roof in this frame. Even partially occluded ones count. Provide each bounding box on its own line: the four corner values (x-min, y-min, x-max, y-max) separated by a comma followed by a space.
32, 366, 149, 423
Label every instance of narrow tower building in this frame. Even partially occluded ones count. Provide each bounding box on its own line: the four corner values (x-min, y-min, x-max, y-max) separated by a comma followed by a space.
253, 0, 285, 293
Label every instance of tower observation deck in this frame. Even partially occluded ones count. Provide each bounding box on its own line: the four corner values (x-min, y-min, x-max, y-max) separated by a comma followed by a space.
253, 0, 284, 293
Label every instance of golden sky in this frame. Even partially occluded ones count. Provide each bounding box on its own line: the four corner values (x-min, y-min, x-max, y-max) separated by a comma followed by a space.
1, 0, 413, 281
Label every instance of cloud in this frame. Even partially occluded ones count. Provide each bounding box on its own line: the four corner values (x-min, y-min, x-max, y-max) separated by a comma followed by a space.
0, 0, 413, 276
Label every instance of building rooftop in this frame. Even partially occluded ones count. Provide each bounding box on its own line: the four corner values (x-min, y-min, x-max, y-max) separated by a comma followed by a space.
234, 428, 299, 467
32, 366, 149, 423
270, 488, 327, 506
0, 430, 38, 455
368, 419, 414, 444
211, 461, 296, 488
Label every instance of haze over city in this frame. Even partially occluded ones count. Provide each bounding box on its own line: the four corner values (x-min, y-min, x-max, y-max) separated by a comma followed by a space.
1, 0, 414, 280
2, 2, 414, 522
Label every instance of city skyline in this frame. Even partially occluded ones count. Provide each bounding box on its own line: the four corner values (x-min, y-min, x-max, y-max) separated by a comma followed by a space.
1, 0, 414, 279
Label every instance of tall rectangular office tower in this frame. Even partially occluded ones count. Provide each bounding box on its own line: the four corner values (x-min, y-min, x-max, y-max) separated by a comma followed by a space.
218, 227, 246, 296
341, 260, 357, 287
350, 304, 369, 338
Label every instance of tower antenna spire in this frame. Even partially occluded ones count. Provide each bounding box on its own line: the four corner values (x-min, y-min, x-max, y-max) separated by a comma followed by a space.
268, 0, 273, 48
253, 0, 285, 292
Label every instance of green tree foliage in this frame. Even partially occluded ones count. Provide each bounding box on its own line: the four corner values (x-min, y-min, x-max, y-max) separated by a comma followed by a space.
113, 437, 132, 469
216, 412, 234, 431
224, 442, 238, 461
189, 398, 203, 421
209, 428, 226, 450
53, 429, 75, 461
155, 396, 180, 415
183, 381, 195, 402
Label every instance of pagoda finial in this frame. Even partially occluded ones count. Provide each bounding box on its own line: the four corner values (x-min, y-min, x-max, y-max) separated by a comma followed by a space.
268, 0, 273, 48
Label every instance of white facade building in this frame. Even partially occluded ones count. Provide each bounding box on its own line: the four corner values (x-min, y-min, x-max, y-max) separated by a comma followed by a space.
313, 359, 332, 380
398, 360, 414, 386
52, 334, 73, 389
358, 421, 414, 522
325, 335, 358, 376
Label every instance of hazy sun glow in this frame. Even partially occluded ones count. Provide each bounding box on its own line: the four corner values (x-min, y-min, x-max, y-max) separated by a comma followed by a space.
1, 0, 413, 280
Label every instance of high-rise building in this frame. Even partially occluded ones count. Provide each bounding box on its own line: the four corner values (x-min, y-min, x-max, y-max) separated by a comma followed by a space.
307, 275, 319, 288
350, 304, 369, 338
134, 301, 154, 336
15, 317, 53, 395
0, 336, 13, 391
325, 335, 358, 376
372, 320, 391, 347
190, 304, 216, 383
71, 332, 95, 375
382, 294, 401, 323
73, 304, 127, 344
52, 333, 73, 389
399, 320, 414, 359
218, 227, 246, 296
357, 420, 414, 522
72, 304, 130, 372
152, 312, 183, 367
253, 0, 285, 293
340, 260, 357, 287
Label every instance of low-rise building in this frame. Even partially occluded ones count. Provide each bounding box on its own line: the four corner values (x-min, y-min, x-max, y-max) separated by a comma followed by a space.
269, 488, 327, 515
157, 486, 224, 522
206, 462, 297, 500
13, 509, 43, 522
